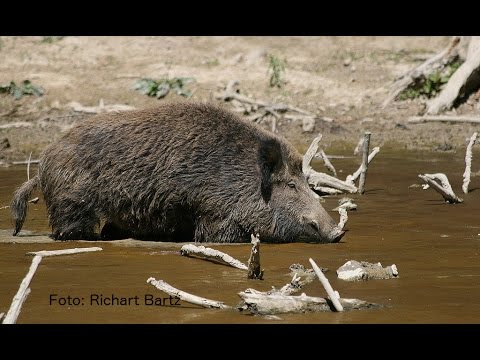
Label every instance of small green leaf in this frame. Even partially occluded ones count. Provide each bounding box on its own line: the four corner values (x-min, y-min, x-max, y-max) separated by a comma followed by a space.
155, 84, 170, 98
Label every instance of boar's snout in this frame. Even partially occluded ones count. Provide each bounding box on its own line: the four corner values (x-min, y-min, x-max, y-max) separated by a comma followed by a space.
302, 214, 345, 243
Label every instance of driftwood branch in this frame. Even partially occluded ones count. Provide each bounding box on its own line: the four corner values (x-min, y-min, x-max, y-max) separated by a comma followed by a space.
237, 291, 377, 315
317, 150, 337, 177
346, 147, 380, 186
26, 247, 103, 257
0, 122, 34, 129
3, 247, 103, 324
427, 36, 480, 115
408, 115, 480, 124
247, 234, 264, 280
463, 132, 477, 194
309, 258, 343, 312
302, 133, 323, 174
358, 132, 371, 194
146, 277, 230, 309
302, 134, 358, 193
2, 255, 42, 324
180, 244, 248, 270
383, 36, 462, 108
418, 173, 463, 203
11, 160, 40, 165
216, 81, 318, 131
313, 186, 344, 195
337, 260, 399, 281
309, 172, 358, 194
66, 99, 136, 114
333, 197, 358, 211
337, 208, 348, 231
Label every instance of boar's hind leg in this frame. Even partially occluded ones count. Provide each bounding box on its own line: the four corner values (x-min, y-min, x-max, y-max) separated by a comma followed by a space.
101, 222, 132, 240
48, 197, 99, 241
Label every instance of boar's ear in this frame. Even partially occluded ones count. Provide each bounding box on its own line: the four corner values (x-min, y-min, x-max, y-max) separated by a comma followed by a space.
258, 139, 282, 202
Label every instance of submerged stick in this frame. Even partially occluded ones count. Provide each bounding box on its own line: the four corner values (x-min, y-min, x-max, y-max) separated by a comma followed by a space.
462, 132, 477, 194
346, 147, 380, 185
3, 255, 42, 324
247, 234, 264, 280
358, 132, 371, 194
180, 244, 248, 270
317, 150, 337, 177
418, 173, 463, 204
309, 171, 358, 193
146, 277, 230, 309
303, 134, 357, 193
313, 186, 344, 195
238, 291, 376, 315
338, 208, 348, 231
309, 258, 343, 312
27, 247, 103, 257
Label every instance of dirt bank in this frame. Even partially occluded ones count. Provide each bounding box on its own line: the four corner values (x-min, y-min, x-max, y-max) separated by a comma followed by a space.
1, 36, 480, 163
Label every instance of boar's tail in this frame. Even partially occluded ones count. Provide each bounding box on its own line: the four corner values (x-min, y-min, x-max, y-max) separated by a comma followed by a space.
11, 175, 39, 236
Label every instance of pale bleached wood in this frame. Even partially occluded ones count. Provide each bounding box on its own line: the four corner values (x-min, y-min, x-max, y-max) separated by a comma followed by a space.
3, 255, 42, 324
333, 197, 358, 211
237, 290, 377, 315
27, 247, 103, 257
317, 150, 337, 177
408, 115, 480, 124
309, 258, 343, 312
27, 152, 32, 181
303, 134, 357, 193
180, 244, 248, 270
247, 234, 263, 280
309, 171, 358, 193
427, 37, 480, 115
336, 260, 399, 281
302, 133, 323, 174
418, 173, 463, 204
383, 36, 462, 108
346, 147, 380, 185
66, 100, 136, 114
463, 132, 478, 194
313, 186, 344, 195
338, 208, 348, 231
358, 132, 371, 194
146, 277, 230, 309
11, 159, 40, 165
0, 122, 33, 129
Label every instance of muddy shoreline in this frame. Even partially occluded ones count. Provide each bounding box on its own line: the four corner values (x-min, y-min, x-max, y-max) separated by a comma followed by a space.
1, 36, 480, 162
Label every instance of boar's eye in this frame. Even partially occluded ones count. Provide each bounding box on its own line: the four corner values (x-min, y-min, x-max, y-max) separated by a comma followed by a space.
287, 181, 296, 189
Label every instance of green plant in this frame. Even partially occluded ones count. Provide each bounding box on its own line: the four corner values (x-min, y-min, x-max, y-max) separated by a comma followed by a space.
41, 36, 65, 44
133, 77, 196, 99
268, 54, 286, 88
204, 58, 219, 67
399, 60, 463, 100
0, 80, 45, 100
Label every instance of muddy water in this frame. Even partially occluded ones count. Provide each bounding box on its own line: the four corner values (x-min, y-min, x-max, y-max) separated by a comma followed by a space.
1, 149, 480, 324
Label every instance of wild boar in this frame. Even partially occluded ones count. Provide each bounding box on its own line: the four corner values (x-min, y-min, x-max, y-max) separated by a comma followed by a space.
11, 102, 344, 243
